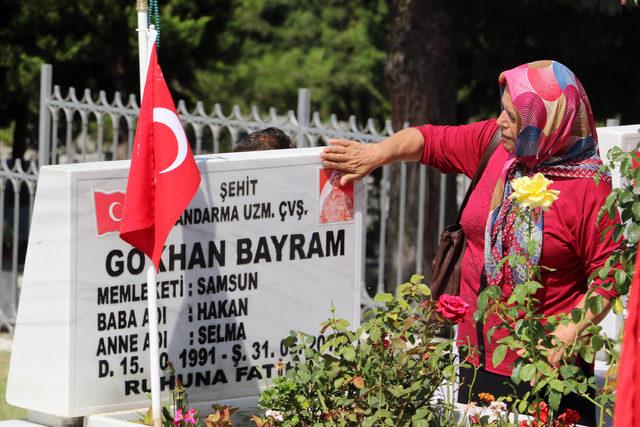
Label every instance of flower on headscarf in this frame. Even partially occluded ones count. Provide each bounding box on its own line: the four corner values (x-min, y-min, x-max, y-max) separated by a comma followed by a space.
509, 173, 559, 211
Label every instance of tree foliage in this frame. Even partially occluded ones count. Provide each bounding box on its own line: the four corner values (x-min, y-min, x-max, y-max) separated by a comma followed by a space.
1, 0, 640, 159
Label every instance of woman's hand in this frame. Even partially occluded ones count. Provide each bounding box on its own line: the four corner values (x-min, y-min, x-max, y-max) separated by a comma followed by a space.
547, 323, 578, 368
320, 139, 383, 186
319, 127, 425, 186
516, 322, 577, 369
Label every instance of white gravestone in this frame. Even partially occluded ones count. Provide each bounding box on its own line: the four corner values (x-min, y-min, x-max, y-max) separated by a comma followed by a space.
7, 147, 363, 418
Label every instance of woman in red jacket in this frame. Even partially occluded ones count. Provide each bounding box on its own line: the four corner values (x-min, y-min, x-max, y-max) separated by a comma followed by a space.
320, 60, 618, 426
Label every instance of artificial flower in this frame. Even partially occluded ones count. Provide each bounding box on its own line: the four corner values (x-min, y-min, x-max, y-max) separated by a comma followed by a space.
265, 410, 284, 422
509, 173, 560, 211
478, 392, 495, 404
274, 358, 286, 376
184, 408, 197, 425
173, 408, 184, 426
489, 400, 507, 413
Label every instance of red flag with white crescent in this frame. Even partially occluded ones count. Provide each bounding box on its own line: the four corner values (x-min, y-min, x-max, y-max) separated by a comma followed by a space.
614, 252, 640, 427
119, 43, 200, 269
94, 190, 125, 235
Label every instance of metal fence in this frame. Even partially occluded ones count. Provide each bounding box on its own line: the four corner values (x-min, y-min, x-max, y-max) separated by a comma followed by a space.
0, 64, 456, 331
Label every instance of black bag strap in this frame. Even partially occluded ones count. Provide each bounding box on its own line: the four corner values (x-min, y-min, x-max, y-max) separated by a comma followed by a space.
453, 128, 502, 224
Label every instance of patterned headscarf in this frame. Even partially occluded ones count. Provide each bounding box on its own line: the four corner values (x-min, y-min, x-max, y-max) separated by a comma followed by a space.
484, 60, 610, 290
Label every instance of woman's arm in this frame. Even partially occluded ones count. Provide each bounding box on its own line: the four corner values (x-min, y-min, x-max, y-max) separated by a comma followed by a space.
319, 127, 424, 186
547, 295, 612, 368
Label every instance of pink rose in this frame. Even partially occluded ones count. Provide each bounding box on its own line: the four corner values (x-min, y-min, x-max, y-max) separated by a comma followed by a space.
436, 294, 470, 323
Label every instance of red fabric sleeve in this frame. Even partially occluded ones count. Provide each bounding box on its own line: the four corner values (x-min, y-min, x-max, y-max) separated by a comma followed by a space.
576, 179, 621, 299
414, 119, 499, 178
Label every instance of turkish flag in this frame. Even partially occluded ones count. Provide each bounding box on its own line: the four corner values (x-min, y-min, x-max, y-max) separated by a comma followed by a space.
94, 190, 125, 235
614, 252, 640, 427
119, 43, 200, 269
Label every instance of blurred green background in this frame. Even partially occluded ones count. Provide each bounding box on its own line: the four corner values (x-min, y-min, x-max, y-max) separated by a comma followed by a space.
2, 0, 640, 159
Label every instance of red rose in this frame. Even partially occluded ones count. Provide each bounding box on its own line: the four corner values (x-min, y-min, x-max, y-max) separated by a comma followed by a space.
530, 402, 549, 424
556, 408, 580, 426
382, 335, 390, 349
436, 294, 470, 323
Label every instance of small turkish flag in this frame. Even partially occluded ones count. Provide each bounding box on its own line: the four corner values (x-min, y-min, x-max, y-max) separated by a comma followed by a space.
119, 42, 200, 269
94, 190, 125, 235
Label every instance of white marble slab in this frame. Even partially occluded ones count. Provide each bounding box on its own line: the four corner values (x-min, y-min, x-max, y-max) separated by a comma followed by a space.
7, 147, 363, 417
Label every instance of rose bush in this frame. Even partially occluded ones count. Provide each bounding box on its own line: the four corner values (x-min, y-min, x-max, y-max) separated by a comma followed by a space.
474, 151, 639, 426
255, 275, 466, 426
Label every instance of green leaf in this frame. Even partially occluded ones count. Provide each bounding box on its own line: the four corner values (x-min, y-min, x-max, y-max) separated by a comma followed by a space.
605, 192, 618, 219
520, 364, 536, 382
342, 347, 356, 361
388, 385, 406, 397
373, 293, 393, 303
392, 337, 406, 350
369, 326, 381, 342
615, 269, 627, 287
627, 222, 640, 244
410, 274, 424, 285
477, 291, 489, 312
613, 298, 624, 315
591, 335, 604, 352
417, 284, 431, 297
492, 344, 508, 368
581, 347, 595, 363
511, 364, 522, 385
570, 309, 583, 324
518, 399, 528, 414
550, 379, 564, 392
559, 365, 575, 379
549, 390, 562, 410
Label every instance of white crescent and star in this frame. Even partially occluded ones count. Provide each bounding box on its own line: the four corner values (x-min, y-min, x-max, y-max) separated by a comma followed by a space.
108, 201, 122, 222
152, 107, 188, 174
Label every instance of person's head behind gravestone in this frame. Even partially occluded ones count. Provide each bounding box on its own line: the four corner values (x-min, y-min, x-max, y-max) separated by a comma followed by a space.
233, 127, 293, 152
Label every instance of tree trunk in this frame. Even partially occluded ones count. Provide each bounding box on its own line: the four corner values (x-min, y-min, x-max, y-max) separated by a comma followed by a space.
383, 0, 456, 291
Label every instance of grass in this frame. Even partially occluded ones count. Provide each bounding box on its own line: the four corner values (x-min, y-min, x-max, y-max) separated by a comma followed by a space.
0, 350, 27, 420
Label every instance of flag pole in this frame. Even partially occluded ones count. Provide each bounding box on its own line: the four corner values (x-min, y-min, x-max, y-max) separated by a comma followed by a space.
136, 0, 149, 98
146, 266, 162, 427
136, 3, 161, 426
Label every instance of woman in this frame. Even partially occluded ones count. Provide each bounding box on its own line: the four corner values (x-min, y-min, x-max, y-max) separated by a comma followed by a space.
320, 60, 619, 425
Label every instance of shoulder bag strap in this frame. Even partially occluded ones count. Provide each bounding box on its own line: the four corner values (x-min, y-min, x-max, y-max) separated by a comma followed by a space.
453, 128, 502, 224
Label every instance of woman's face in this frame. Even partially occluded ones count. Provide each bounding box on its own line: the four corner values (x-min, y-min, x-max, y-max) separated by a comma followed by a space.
497, 88, 519, 153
